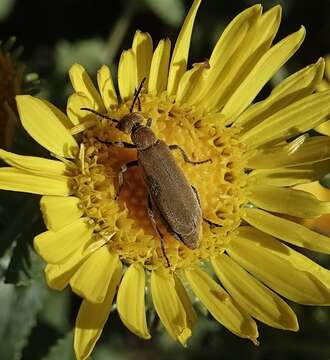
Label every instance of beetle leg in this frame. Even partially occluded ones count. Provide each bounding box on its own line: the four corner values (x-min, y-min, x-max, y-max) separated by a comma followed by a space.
203, 217, 223, 228
147, 194, 170, 267
191, 186, 222, 228
169, 144, 211, 165
146, 117, 153, 128
97, 138, 137, 148
116, 160, 139, 199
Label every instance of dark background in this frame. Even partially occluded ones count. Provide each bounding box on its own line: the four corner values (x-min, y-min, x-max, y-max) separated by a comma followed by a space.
0, 0, 329, 359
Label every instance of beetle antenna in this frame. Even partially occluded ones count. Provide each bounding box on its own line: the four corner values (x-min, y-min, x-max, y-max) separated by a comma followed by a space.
137, 95, 141, 111
80, 108, 119, 123
130, 77, 146, 113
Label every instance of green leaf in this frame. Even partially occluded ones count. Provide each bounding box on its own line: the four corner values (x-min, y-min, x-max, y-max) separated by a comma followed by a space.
0, 283, 15, 339
0, 279, 48, 360
320, 174, 330, 189
0, 0, 15, 20
1, 195, 45, 286
55, 38, 106, 75
5, 239, 45, 286
144, 0, 185, 26
4, 204, 45, 285
41, 289, 71, 332
41, 331, 74, 360
0, 196, 39, 258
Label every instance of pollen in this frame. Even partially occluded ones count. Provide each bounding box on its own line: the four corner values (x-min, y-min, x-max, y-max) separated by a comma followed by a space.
73, 93, 247, 270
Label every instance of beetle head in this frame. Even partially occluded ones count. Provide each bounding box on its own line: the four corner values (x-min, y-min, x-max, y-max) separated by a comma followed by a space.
116, 112, 143, 134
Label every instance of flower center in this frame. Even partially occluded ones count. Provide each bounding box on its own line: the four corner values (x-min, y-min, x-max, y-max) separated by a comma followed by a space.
74, 93, 247, 271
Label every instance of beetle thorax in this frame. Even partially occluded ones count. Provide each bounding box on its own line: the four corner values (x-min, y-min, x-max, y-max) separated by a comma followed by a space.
131, 126, 158, 150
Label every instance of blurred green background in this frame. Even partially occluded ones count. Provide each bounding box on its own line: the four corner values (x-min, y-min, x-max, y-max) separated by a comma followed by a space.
0, 0, 329, 359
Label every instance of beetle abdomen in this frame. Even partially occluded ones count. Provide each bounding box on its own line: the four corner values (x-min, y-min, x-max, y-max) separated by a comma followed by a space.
138, 140, 202, 249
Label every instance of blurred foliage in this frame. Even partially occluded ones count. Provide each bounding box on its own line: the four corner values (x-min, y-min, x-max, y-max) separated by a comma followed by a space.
0, 0, 329, 359
0, 0, 15, 21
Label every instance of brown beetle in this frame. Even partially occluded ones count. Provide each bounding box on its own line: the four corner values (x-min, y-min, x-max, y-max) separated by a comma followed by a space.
82, 79, 221, 266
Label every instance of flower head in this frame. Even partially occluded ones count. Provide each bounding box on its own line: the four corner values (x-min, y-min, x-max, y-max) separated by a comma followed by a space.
1, 1, 330, 359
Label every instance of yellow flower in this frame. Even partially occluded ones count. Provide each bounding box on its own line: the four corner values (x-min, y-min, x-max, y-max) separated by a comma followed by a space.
1, 1, 330, 359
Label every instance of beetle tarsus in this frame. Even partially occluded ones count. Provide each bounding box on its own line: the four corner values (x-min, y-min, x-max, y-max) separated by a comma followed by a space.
169, 144, 211, 165
203, 217, 223, 228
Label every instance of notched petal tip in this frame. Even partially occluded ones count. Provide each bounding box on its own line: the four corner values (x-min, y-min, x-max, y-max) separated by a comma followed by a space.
69, 63, 105, 113
177, 327, 192, 347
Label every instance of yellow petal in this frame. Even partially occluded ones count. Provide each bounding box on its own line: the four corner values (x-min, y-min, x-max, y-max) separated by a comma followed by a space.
246, 136, 330, 169
148, 38, 171, 96
0, 167, 71, 195
240, 90, 330, 148
295, 181, 330, 201
118, 49, 136, 101
167, 0, 201, 96
316, 78, 330, 91
67, 92, 94, 126
185, 266, 258, 344
132, 30, 153, 88
176, 61, 210, 105
16, 95, 78, 158
45, 263, 74, 291
69, 63, 105, 112
228, 226, 330, 305
201, 6, 281, 112
194, 4, 261, 108
117, 263, 150, 339
247, 184, 330, 218
34, 218, 94, 264
151, 268, 193, 346
294, 182, 330, 237
243, 208, 330, 254
45, 245, 90, 291
45, 234, 115, 291
212, 254, 298, 330
173, 274, 197, 329
222, 26, 305, 120
40, 195, 83, 231
206, 5, 284, 114
0, 149, 67, 176
70, 247, 120, 303
248, 161, 330, 186
97, 65, 118, 109
74, 260, 122, 360
314, 120, 330, 136
235, 58, 325, 130
43, 99, 74, 129
300, 215, 330, 237
325, 54, 330, 80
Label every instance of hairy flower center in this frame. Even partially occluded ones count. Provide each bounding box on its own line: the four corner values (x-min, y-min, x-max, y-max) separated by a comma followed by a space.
74, 94, 246, 270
